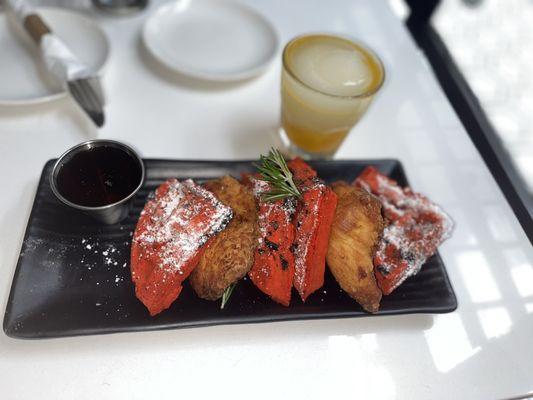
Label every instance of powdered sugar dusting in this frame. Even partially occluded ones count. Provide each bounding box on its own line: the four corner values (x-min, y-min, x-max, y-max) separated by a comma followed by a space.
252, 178, 270, 197
292, 184, 323, 291
356, 166, 454, 293
375, 208, 453, 293
251, 177, 295, 280
133, 179, 233, 275
371, 173, 454, 240
253, 178, 294, 239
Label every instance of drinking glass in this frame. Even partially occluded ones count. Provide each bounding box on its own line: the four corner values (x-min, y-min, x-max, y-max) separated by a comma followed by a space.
280, 34, 385, 159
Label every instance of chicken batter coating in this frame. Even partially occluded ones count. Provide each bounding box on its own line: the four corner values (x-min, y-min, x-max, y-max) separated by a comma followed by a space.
326, 182, 384, 312
190, 176, 258, 300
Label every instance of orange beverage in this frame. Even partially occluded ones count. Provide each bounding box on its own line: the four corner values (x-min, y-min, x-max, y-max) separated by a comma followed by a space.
280, 34, 385, 158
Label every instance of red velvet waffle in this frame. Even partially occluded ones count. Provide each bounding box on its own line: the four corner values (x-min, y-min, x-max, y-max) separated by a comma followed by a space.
131, 179, 232, 315
288, 158, 337, 302
247, 178, 296, 306
355, 167, 453, 294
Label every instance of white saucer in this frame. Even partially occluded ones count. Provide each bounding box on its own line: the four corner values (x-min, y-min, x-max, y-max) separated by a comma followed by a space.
0, 7, 109, 106
143, 0, 279, 82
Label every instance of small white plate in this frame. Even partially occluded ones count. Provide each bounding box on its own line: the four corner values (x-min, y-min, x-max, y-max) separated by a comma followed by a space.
0, 7, 109, 106
143, 0, 279, 82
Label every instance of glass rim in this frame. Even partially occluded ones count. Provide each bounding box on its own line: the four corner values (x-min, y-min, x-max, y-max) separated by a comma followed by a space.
282, 33, 386, 100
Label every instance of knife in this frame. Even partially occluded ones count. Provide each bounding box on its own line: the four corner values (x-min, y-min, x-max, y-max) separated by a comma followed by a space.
6, 0, 105, 127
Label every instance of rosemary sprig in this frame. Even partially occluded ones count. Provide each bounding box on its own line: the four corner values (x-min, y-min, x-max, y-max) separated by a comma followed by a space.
254, 148, 301, 202
220, 282, 237, 309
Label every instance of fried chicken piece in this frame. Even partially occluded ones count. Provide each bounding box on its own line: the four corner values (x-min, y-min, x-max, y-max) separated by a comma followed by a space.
131, 179, 233, 316
189, 176, 258, 300
326, 182, 384, 312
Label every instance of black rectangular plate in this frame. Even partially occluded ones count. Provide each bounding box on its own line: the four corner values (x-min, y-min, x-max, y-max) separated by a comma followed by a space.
4, 159, 457, 339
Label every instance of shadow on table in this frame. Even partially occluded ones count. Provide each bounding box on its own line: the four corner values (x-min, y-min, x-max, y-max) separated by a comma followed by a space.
228, 119, 282, 156
136, 34, 260, 92
0, 98, 99, 140
0, 313, 434, 356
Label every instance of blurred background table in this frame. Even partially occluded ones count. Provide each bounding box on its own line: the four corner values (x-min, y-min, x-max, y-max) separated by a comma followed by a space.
0, 0, 532, 399
405, 0, 533, 247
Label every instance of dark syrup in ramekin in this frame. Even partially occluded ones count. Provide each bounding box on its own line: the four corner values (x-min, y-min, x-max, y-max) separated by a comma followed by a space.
56, 146, 142, 207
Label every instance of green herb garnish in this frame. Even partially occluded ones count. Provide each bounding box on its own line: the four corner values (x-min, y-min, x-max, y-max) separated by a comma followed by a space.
221, 282, 237, 309
255, 148, 301, 202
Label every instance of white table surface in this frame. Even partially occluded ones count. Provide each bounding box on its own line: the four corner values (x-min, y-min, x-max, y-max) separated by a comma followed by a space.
1, 1, 532, 399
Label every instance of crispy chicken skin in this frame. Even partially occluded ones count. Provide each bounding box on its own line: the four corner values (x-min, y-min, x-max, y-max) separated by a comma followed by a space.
326, 182, 384, 312
190, 176, 257, 300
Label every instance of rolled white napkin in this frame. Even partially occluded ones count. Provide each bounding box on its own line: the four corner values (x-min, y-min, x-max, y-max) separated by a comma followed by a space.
5, 0, 104, 102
